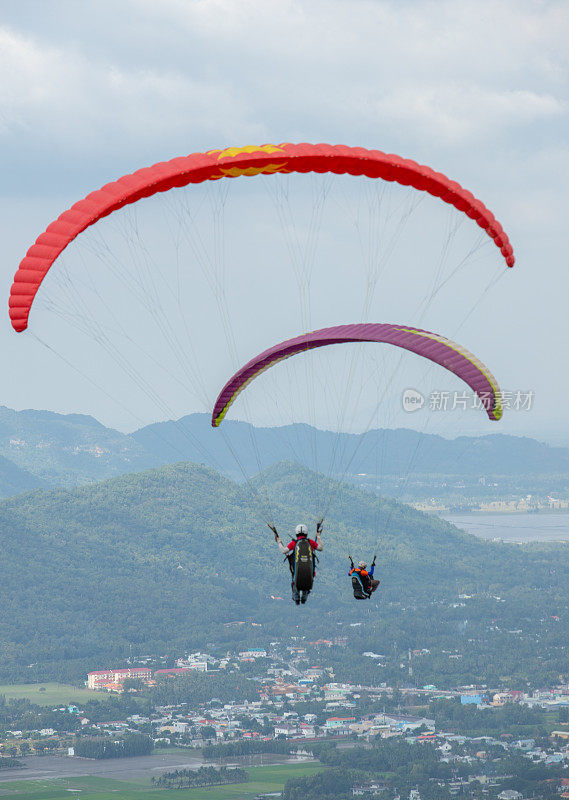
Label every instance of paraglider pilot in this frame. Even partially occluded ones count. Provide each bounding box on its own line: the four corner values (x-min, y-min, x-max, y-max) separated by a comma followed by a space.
271, 522, 323, 605
349, 556, 380, 599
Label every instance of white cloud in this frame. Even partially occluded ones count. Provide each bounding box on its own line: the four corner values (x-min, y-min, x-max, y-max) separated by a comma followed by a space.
0, 0, 567, 154
373, 85, 565, 144
0, 26, 265, 150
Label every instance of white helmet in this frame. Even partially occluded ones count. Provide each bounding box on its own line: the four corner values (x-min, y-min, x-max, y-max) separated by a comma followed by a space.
358, 561, 367, 569
295, 524, 308, 537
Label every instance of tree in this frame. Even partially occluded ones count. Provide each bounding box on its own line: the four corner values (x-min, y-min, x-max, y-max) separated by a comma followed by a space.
200, 726, 216, 740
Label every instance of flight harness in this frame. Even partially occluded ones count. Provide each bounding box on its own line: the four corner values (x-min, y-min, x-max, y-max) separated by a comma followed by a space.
289, 537, 317, 592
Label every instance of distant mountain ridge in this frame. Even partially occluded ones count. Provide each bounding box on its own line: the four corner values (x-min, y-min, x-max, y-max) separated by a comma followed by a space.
0, 405, 568, 497
132, 415, 569, 477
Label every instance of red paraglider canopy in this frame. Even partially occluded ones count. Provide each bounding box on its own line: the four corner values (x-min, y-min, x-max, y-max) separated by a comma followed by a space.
9, 143, 515, 333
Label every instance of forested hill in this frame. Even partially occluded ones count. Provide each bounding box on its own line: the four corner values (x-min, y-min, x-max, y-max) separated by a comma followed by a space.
0, 405, 568, 494
0, 453, 45, 498
0, 406, 151, 488
1, 459, 568, 685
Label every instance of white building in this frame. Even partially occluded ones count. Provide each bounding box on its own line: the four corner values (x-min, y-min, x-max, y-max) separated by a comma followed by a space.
274, 724, 298, 737
378, 714, 435, 732
239, 649, 267, 659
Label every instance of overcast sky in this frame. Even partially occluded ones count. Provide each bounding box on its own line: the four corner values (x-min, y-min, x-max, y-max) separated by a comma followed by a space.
1, 0, 568, 442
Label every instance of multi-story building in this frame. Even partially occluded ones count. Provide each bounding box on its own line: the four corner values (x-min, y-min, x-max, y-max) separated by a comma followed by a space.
87, 667, 152, 690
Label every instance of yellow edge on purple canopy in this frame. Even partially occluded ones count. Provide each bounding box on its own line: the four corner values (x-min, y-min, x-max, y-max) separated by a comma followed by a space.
397, 327, 502, 421
214, 353, 292, 427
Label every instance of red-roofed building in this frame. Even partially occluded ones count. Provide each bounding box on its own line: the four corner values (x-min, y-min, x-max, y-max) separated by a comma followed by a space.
87, 668, 152, 690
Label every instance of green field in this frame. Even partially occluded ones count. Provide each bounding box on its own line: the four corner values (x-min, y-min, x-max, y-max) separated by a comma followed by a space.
0, 761, 323, 799
0, 682, 105, 706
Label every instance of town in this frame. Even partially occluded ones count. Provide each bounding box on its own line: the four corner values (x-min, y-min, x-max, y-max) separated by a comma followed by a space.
2, 637, 569, 798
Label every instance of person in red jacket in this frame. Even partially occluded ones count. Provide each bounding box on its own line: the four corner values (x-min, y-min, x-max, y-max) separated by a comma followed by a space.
270, 522, 323, 604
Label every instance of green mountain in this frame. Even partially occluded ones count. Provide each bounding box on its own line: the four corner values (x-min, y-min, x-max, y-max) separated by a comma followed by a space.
0, 460, 568, 687
0, 406, 152, 487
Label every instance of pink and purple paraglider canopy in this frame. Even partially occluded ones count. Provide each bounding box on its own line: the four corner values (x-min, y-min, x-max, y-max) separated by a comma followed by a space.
211, 323, 502, 427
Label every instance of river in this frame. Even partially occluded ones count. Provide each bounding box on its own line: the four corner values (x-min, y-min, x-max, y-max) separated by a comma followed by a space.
441, 512, 569, 543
